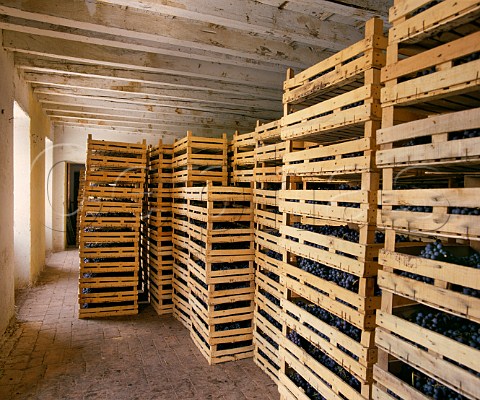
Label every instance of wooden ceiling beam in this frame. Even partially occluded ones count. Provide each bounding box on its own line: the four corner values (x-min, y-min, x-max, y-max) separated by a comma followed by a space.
24, 72, 281, 111
34, 92, 279, 122
97, 0, 365, 50
0, 14, 314, 71
50, 116, 224, 136
33, 88, 280, 121
0, 0, 362, 57
3, 31, 284, 88
41, 103, 258, 128
14, 54, 282, 99
47, 110, 246, 132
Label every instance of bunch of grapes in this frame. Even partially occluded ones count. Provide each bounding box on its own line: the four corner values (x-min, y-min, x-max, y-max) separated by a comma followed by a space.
453, 52, 480, 67
401, 136, 431, 147
214, 300, 251, 312
258, 308, 282, 331
257, 329, 279, 350
450, 207, 480, 215
393, 205, 433, 212
259, 288, 281, 307
295, 300, 361, 342
287, 330, 361, 391
261, 269, 280, 283
449, 128, 480, 140
257, 349, 279, 370
341, 101, 364, 110
287, 370, 326, 400
215, 319, 251, 332
400, 364, 467, 400
293, 223, 360, 243
265, 249, 283, 261
407, 309, 480, 351
297, 257, 359, 293
217, 339, 252, 351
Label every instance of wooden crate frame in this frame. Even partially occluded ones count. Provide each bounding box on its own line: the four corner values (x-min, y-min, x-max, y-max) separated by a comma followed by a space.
388, 0, 480, 45
379, 187, 480, 240
190, 316, 254, 365
283, 18, 386, 109
255, 119, 281, 143
382, 30, 480, 108
279, 189, 375, 225
280, 339, 369, 400
375, 310, 479, 399
377, 107, 480, 169
378, 246, 480, 323
283, 138, 375, 177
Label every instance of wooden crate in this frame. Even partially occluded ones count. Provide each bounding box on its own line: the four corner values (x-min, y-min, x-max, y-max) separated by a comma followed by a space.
279, 337, 369, 400
283, 138, 375, 177
379, 187, 480, 240
388, 0, 480, 45
279, 189, 375, 225
374, 310, 480, 400
283, 18, 386, 110
85, 170, 145, 184
188, 255, 254, 285
188, 269, 254, 304
281, 83, 382, 143
377, 107, 480, 169
281, 224, 381, 276
253, 333, 280, 384
190, 316, 254, 365
382, 30, 480, 109
173, 131, 227, 157
188, 287, 254, 325
82, 200, 142, 214
255, 119, 281, 143
79, 302, 138, 319
172, 167, 228, 185
378, 245, 480, 323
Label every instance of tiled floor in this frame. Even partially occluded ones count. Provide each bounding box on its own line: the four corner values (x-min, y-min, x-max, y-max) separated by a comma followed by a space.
0, 250, 279, 400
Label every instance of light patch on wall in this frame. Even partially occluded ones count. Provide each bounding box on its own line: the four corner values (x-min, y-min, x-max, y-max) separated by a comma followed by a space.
13, 101, 31, 288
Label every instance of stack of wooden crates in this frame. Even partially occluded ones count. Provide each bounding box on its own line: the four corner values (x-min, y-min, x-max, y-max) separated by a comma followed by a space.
231, 129, 256, 185
188, 184, 256, 364
78, 136, 146, 318
277, 18, 386, 400
171, 133, 229, 330
251, 120, 288, 384
373, 1, 480, 399
143, 141, 174, 314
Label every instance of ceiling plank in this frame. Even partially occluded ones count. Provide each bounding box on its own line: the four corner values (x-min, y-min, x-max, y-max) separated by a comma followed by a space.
50, 116, 225, 136
98, 0, 365, 50
24, 72, 281, 111
33, 88, 280, 121
47, 110, 246, 131
0, 15, 312, 71
41, 103, 259, 127
0, 0, 363, 56
34, 92, 279, 122
3, 31, 285, 88
14, 54, 283, 99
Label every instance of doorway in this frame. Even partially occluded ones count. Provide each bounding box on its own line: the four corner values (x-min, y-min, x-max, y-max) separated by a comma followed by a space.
66, 163, 85, 247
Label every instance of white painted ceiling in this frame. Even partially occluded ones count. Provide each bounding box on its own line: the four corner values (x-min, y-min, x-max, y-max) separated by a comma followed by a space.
0, 0, 391, 139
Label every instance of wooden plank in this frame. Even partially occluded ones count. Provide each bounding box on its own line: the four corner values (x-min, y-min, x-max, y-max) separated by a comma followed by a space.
376, 329, 480, 400
378, 270, 480, 323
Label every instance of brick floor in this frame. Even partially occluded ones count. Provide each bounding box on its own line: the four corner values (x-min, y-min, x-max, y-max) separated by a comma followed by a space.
0, 250, 279, 400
